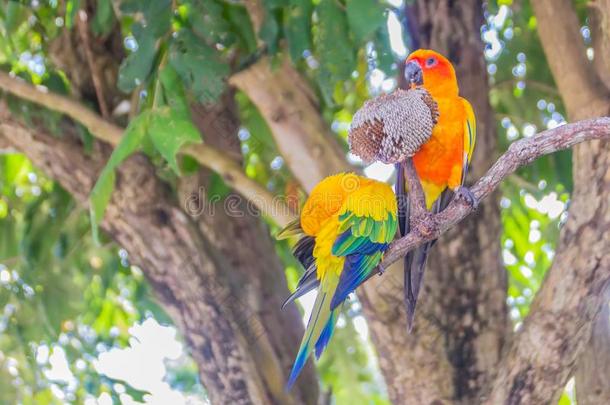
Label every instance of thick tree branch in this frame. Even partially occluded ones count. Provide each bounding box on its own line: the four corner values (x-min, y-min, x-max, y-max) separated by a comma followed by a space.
378, 117, 610, 270
229, 57, 350, 192
0, 71, 296, 227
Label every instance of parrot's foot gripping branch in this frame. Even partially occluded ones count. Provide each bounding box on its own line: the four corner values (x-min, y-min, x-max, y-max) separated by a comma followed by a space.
454, 186, 479, 209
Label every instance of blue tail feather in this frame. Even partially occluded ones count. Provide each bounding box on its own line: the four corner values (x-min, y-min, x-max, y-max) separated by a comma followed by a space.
286, 293, 328, 390
314, 311, 337, 359
286, 340, 310, 389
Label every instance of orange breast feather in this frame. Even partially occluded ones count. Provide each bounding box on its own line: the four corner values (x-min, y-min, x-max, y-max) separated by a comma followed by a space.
413, 97, 465, 186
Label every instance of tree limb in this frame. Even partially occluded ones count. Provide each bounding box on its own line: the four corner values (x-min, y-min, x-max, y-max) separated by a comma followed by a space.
0, 71, 297, 227
378, 117, 610, 270
229, 57, 350, 192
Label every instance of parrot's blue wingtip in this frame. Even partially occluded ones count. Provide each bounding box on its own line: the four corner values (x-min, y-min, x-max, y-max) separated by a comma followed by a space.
285, 344, 308, 390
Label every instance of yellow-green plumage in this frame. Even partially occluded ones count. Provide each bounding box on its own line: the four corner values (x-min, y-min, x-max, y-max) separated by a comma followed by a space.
279, 173, 397, 388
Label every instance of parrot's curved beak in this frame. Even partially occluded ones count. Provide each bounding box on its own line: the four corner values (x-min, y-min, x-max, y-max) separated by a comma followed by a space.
404, 61, 423, 87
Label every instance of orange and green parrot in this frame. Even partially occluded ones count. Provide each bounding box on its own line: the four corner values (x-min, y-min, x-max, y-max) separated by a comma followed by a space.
399, 49, 477, 329
278, 173, 397, 388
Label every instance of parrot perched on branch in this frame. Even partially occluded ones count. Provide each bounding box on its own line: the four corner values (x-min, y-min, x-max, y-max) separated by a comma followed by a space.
277, 173, 397, 388
399, 49, 477, 330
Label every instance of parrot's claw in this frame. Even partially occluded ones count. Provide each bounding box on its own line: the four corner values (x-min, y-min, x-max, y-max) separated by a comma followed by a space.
454, 186, 479, 209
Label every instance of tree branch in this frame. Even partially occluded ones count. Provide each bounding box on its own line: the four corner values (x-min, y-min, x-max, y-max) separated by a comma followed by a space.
0, 71, 297, 227
229, 57, 350, 192
378, 117, 610, 271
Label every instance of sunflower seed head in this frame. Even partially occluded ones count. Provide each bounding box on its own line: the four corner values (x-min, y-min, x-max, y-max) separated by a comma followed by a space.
348, 88, 438, 164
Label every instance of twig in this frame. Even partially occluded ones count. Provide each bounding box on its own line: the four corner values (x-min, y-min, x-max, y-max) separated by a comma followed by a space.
76, 10, 110, 118
0, 71, 297, 227
378, 117, 610, 272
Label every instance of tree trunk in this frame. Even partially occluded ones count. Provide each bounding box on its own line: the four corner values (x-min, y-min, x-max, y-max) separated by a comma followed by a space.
575, 284, 610, 405
576, 3, 610, 403
486, 0, 610, 402
0, 107, 318, 404
359, 2, 509, 403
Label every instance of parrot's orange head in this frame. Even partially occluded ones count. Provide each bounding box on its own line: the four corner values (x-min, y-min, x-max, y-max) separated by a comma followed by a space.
405, 49, 458, 96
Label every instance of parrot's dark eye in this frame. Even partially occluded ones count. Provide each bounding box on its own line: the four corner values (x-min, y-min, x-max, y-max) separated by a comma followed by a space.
425, 57, 437, 67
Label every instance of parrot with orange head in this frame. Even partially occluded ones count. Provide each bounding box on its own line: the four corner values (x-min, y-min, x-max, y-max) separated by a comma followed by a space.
399, 49, 477, 330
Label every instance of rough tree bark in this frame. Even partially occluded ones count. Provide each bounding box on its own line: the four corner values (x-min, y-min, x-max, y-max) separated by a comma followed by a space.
576, 2, 610, 403
485, 0, 610, 403
576, 285, 610, 405
358, 2, 509, 404
0, 108, 317, 405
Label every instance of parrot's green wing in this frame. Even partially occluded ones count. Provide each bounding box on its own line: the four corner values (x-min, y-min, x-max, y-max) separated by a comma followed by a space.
329, 184, 398, 309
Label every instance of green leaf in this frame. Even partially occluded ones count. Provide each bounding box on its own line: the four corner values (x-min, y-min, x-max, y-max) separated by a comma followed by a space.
169, 29, 229, 103
189, 0, 230, 44
259, 7, 281, 54
263, 0, 288, 8
225, 3, 258, 53
117, 23, 157, 92
346, 0, 386, 44
148, 107, 202, 174
374, 23, 395, 73
89, 112, 150, 240
65, 0, 81, 28
159, 65, 190, 117
285, 0, 313, 62
144, 0, 172, 37
315, 0, 356, 104
207, 173, 232, 200
91, 0, 115, 35
5, 1, 27, 34
120, 0, 171, 37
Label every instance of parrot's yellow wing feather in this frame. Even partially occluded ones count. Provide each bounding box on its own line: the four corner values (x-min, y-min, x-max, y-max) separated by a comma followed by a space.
461, 97, 477, 184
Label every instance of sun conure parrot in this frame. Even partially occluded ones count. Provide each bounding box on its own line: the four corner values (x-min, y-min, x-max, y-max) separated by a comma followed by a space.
277, 173, 398, 388
399, 49, 477, 330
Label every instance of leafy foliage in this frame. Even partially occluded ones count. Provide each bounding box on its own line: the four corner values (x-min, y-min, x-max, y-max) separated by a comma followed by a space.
0, 155, 201, 404
169, 29, 229, 104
